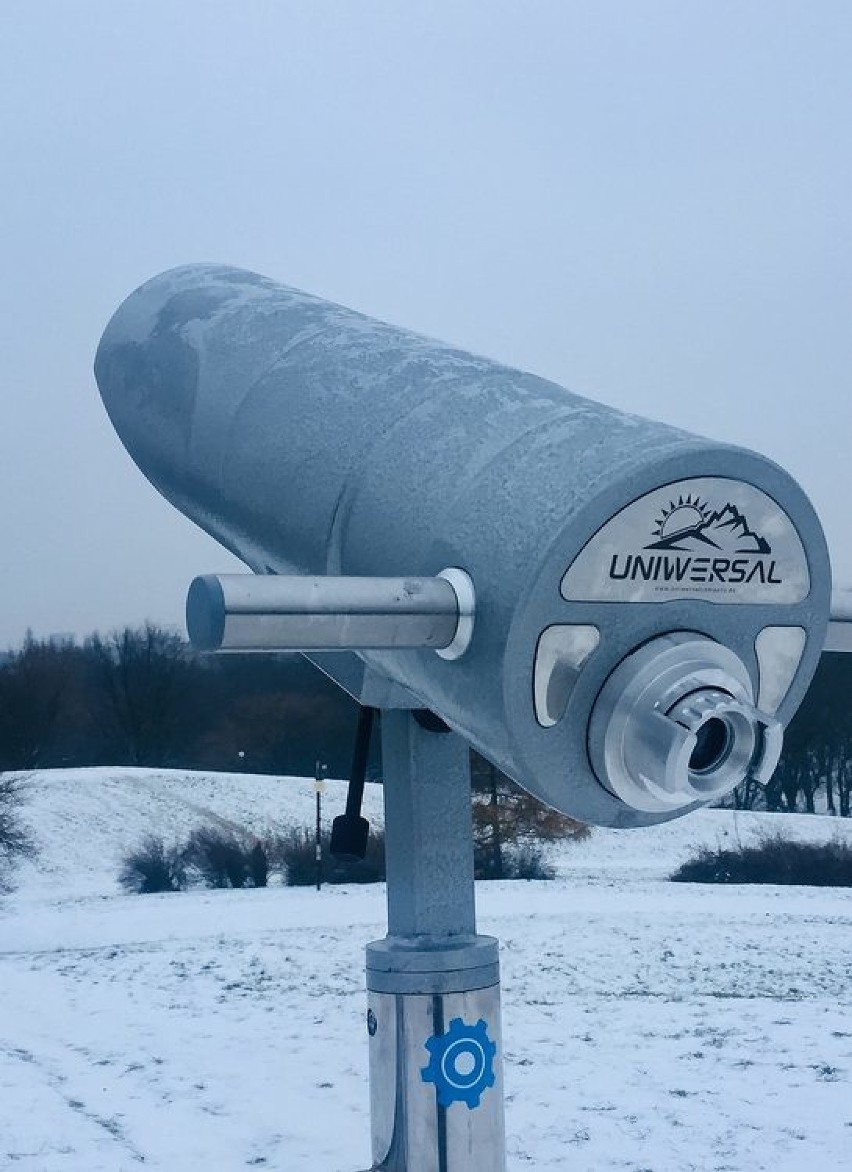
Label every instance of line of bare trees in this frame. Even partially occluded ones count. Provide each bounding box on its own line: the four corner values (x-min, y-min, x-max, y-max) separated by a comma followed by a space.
725, 654, 852, 816
1, 628, 851, 818
0, 624, 363, 777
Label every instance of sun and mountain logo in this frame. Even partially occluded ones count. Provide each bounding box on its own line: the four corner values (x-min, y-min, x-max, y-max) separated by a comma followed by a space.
561, 478, 808, 603
607, 492, 782, 591
645, 494, 771, 555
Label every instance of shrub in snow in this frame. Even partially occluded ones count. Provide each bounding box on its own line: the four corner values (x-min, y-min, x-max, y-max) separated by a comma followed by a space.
474, 840, 555, 881
276, 826, 556, 885
277, 827, 386, 886
671, 833, 852, 887
119, 836, 187, 894
506, 843, 555, 881
184, 827, 263, 889
120, 829, 270, 893
248, 840, 269, 888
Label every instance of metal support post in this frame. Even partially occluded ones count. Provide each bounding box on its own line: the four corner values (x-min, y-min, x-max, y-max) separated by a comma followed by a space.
364, 711, 506, 1172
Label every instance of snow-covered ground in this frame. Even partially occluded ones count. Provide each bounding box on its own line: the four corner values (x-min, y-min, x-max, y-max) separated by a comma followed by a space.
1, 769, 851, 1171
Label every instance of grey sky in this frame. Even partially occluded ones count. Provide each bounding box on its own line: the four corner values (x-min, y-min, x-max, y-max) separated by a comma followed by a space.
1, 1, 849, 648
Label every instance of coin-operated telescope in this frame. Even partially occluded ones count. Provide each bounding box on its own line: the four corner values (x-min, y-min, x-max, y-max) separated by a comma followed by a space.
96, 265, 837, 1172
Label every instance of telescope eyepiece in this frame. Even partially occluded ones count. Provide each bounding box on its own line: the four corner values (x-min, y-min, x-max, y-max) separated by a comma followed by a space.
588, 633, 782, 814
688, 716, 731, 774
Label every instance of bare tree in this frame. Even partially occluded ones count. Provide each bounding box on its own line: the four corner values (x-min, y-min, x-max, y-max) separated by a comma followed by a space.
193, 686, 360, 777
0, 634, 77, 770
470, 752, 589, 879
731, 653, 852, 817
0, 775, 34, 889
86, 624, 195, 766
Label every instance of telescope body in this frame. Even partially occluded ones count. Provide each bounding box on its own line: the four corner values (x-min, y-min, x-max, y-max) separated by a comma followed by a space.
95, 265, 831, 827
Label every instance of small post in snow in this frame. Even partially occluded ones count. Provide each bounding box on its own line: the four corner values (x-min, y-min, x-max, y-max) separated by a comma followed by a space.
314, 760, 326, 891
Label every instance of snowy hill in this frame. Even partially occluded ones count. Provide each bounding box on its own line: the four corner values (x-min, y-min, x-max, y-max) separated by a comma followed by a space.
2, 769, 851, 1171
11, 767, 386, 902
14, 766, 852, 901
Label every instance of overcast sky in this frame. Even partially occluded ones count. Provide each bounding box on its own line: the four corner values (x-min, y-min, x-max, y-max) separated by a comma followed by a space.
1, 1, 849, 648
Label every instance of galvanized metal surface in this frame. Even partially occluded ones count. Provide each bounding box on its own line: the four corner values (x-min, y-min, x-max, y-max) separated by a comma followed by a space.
366, 936, 500, 997
367, 987, 505, 1172
95, 264, 833, 826
754, 626, 808, 711
825, 624, 852, 653
380, 712, 476, 940
361, 714, 505, 1171
826, 588, 852, 652
532, 623, 600, 727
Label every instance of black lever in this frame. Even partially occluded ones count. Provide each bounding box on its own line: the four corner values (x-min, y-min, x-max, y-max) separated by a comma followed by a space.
330, 706, 376, 860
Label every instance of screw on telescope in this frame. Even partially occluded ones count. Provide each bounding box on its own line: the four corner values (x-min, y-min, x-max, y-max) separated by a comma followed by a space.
330, 707, 376, 861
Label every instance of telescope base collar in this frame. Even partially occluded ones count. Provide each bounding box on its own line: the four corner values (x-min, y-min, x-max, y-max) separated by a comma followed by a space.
366, 936, 500, 996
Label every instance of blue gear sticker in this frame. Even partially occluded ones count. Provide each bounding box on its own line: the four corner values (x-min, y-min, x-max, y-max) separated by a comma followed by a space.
421, 1016, 497, 1109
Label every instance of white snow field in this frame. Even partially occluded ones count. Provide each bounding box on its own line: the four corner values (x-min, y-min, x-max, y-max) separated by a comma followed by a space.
2, 768, 851, 1171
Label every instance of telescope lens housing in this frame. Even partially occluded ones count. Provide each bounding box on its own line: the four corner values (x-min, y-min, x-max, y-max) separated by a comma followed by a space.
588, 633, 782, 814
